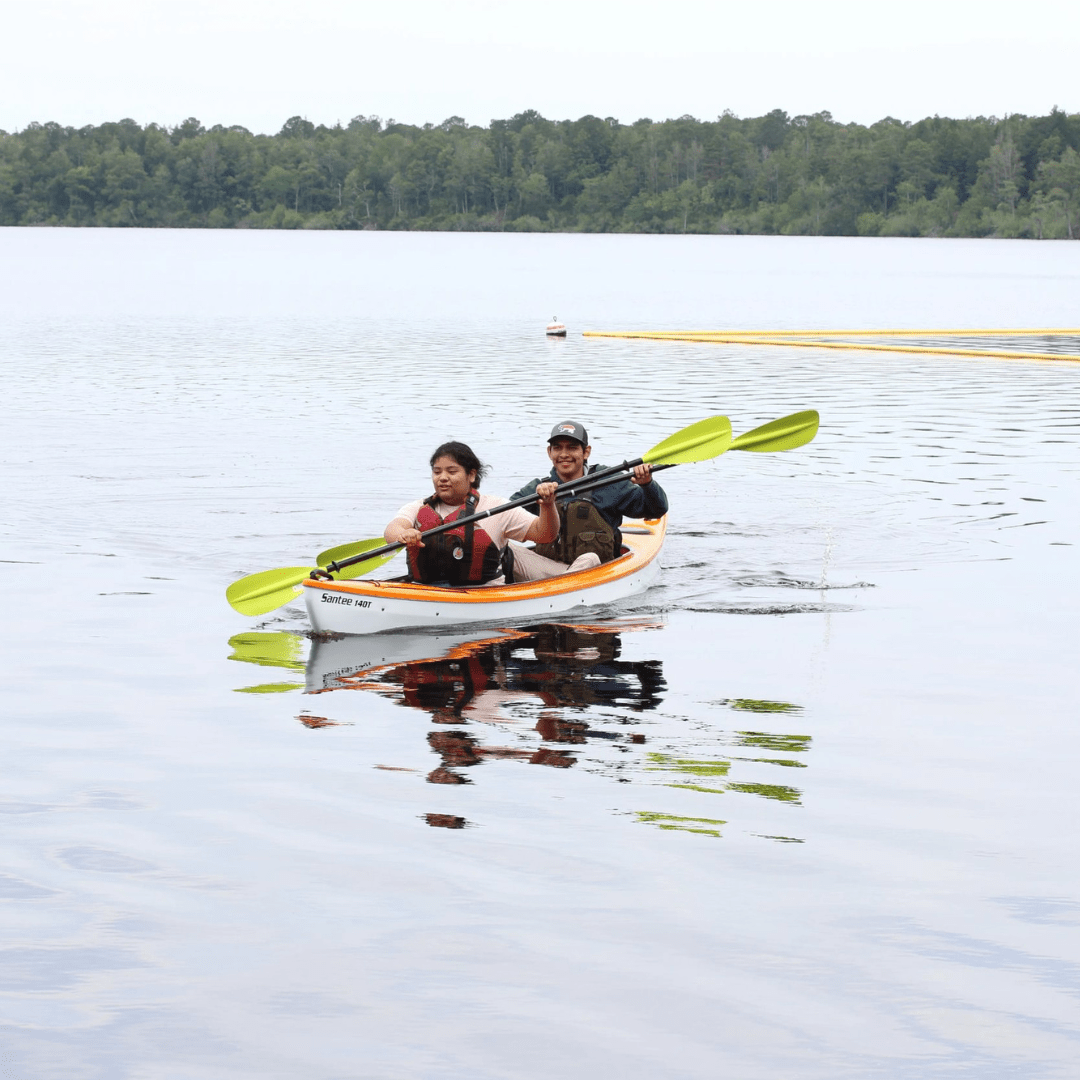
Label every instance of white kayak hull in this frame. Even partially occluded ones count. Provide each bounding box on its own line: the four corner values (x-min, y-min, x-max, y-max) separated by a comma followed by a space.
303, 518, 665, 636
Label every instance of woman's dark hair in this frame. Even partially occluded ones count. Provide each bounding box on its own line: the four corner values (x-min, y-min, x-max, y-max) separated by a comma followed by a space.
430, 441, 487, 488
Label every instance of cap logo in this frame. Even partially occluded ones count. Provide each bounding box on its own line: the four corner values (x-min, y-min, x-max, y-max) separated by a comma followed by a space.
558, 424, 576, 434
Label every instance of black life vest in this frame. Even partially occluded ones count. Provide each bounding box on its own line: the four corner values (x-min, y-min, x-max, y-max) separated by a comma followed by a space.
406, 490, 503, 586
532, 490, 618, 565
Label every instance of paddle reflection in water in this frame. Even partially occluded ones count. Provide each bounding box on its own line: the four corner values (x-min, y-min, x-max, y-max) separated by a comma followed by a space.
306, 621, 666, 795
227, 631, 306, 694
634, 702, 812, 841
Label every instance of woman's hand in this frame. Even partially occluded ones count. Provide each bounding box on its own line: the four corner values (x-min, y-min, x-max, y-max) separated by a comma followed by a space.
386, 519, 426, 547
536, 481, 557, 505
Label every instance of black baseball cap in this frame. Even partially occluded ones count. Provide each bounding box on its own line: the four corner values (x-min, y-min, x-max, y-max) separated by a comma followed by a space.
548, 421, 589, 446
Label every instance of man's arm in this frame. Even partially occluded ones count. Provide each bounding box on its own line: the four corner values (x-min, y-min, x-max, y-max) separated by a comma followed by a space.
615, 467, 669, 518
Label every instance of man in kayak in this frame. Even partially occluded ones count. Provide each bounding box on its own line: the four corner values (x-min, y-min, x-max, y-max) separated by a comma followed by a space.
507, 421, 669, 582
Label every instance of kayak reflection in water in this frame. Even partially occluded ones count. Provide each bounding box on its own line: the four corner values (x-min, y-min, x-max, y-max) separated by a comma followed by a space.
308, 622, 666, 786
384, 440, 559, 587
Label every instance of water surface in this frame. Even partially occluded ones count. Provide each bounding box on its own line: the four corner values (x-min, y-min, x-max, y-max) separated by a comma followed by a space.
2, 230, 1079, 1078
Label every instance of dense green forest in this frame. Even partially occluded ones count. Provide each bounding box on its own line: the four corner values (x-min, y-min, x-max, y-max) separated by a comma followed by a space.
2, 108, 1079, 237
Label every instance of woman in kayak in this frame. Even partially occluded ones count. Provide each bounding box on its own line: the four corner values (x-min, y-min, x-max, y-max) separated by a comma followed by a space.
385, 441, 559, 586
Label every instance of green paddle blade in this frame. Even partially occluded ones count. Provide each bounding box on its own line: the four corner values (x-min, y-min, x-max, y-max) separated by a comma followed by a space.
226, 566, 314, 617
315, 537, 402, 580
730, 410, 819, 452
642, 415, 732, 465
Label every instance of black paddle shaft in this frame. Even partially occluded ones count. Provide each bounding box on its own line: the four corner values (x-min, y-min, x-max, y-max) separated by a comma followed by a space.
313, 460, 666, 579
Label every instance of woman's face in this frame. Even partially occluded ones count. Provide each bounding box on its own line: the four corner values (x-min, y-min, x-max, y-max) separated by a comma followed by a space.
431, 455, 477, 506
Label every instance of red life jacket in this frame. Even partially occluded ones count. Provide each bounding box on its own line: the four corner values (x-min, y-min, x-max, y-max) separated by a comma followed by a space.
406, 490, 503, 585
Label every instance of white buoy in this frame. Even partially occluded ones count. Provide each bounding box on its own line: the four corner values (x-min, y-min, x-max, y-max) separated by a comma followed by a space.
546, 316, 567, 337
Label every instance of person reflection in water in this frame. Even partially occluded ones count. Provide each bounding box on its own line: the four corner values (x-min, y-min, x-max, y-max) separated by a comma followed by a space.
425, 728, 575, 785
352, 624, 666, 785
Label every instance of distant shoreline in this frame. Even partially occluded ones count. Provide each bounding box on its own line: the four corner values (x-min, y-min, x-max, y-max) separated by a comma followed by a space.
2, 109, 1078, 238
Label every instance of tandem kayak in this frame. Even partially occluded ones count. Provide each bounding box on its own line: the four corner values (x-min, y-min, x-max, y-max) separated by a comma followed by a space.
303, 517, 666, 636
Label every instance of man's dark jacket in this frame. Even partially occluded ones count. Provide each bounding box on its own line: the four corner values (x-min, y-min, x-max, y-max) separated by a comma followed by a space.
511, 464, 669, 536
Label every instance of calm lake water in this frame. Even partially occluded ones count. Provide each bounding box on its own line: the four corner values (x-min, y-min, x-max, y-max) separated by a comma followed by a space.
2, 228, 1079, 1079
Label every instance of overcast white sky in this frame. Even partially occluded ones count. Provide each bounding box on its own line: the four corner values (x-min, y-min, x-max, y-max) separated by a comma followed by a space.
3, 0, 1078, 133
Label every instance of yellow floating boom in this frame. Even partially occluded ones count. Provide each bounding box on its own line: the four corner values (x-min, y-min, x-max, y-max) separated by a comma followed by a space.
583, 329, 1080, 363
592, 328, 1080, 338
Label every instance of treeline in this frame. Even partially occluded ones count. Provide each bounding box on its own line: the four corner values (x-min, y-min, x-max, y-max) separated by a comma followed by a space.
2, 108, 1079, 237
